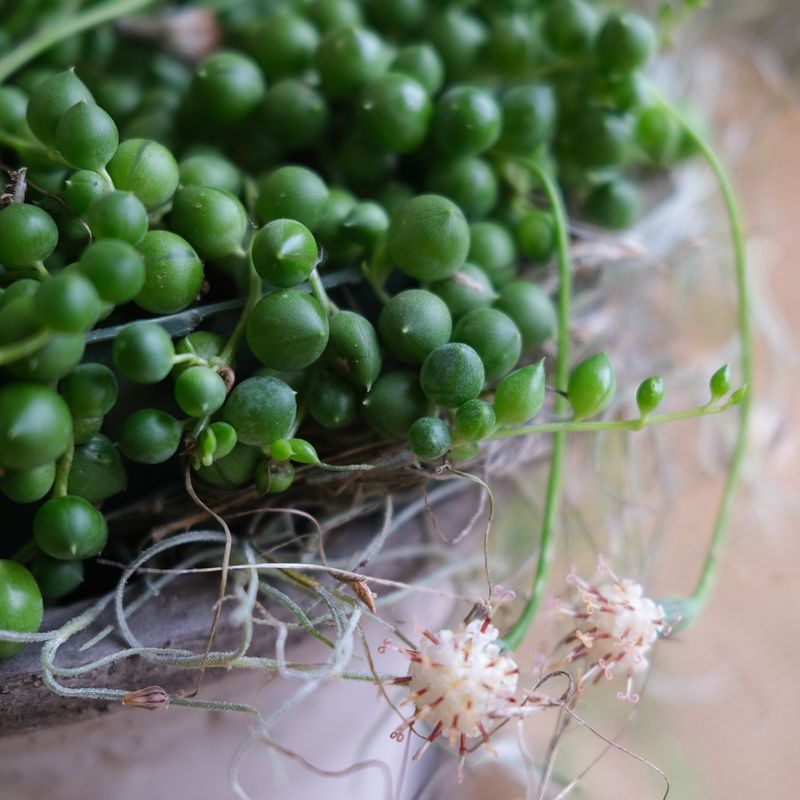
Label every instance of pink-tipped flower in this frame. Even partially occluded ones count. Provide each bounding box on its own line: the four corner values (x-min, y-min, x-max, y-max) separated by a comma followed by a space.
394, 618, 519, 765
555, 557, 669, 703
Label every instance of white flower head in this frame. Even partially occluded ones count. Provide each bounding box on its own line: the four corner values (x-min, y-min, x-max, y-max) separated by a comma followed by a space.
555, 556, 669, 702
395, 618, 519, 761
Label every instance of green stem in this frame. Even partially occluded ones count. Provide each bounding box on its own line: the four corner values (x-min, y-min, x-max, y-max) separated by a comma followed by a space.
31, 261, 50, 280
187, 246, 262, 443
97, 166, 115, 189
0, 328, 52, 366
172, 353, 207, 366
52, 438, 75, 498
361, 261, 391, 305
503, 162, 572, 652
0, 0, 159, 83
650, 86, 753, 623
11, 540, 37, 564
219, 249, 261, 365
0, 128, 46, 154
308, 268, 339, 315
318, 462, 375, 472
490, 395, 744, 440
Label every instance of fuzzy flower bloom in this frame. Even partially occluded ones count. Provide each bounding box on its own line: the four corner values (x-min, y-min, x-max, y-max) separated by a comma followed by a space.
554, 557, 669, 702
393, 618, 519, 762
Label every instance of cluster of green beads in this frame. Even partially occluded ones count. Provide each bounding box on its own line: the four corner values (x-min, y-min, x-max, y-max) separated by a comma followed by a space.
0, 0, 694, 649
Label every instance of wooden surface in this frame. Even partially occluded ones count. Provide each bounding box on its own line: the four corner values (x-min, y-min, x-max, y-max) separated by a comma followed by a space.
0, 576, 267, 734
0, 487, 476, 735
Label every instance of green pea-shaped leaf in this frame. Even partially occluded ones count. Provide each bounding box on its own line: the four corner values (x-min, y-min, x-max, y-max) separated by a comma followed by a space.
55, 100, 119, 171
420, 343, 484, 408
26, 68, 94, 148
454, 399, 496, 442
252, 218, 318, 287
709, 364, 731, 401
33, 495, 108, 560
196, 443, 262, 487
430, 263, 496, 321
314, 188, 358, 259
29, 553, 84, 600
179, 151, 242, 195
0, 462, 56, 504
254, 460, 295, 494
362, 371, 433, 440
209, 421, 237, 459
246, 289, 329, 371
185, 50, 266, 127
315, 26, 385, 98
0, 203, 58, 270
309, 372, 358, 429
494, 360, 545, 425
327, 310, 382, 390
636, 376, 664, 419
64, 169, 113, 215
85, 190, 148, 245
196, 426, 217, 467
288, 438, 320, 464
171, 186, 248, 261
391, 43, 444, 95
107, 138, 180, 211
0, 560, 43, 659
270, 439, 294, 461
259, 80, 328, 152
378, 289, 452, 366
174, 365, 227, 417
78, 239, 146, 306
0, 383, 72, 470
567, 352, 616, 420
112, 321, 175, 384
468, 220, 517, 286
387, 194, 470, 281
72, 416, 103, 445
449, 442, 480, 463
342, 201, 389, 248
451, 307, 522, 383
494, 281, 556, 350
729, 385, 748, 405
358, 72, 432, 154
135, 230, 204, 315
409, 417, 451, 460
1, 295, 86, 382
117, 409, 182, 464
255, 165, 329, 229
68, 433, 127, 502
34, 270, 100, 333
222, 375, 297, 446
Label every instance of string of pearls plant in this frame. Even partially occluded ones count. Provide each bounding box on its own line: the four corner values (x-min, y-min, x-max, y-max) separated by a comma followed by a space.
0, 0, 751, 795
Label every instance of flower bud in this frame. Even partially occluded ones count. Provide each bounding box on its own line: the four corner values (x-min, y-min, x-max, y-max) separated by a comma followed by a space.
122, 685, 170, 711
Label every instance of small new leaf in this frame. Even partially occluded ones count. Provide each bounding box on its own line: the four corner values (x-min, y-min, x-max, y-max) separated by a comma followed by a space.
269, 438, 293, 461
709, 364, 731, 401
729, 384, 748, 405
289, 438, 320, 465
636, 376, 664, 419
